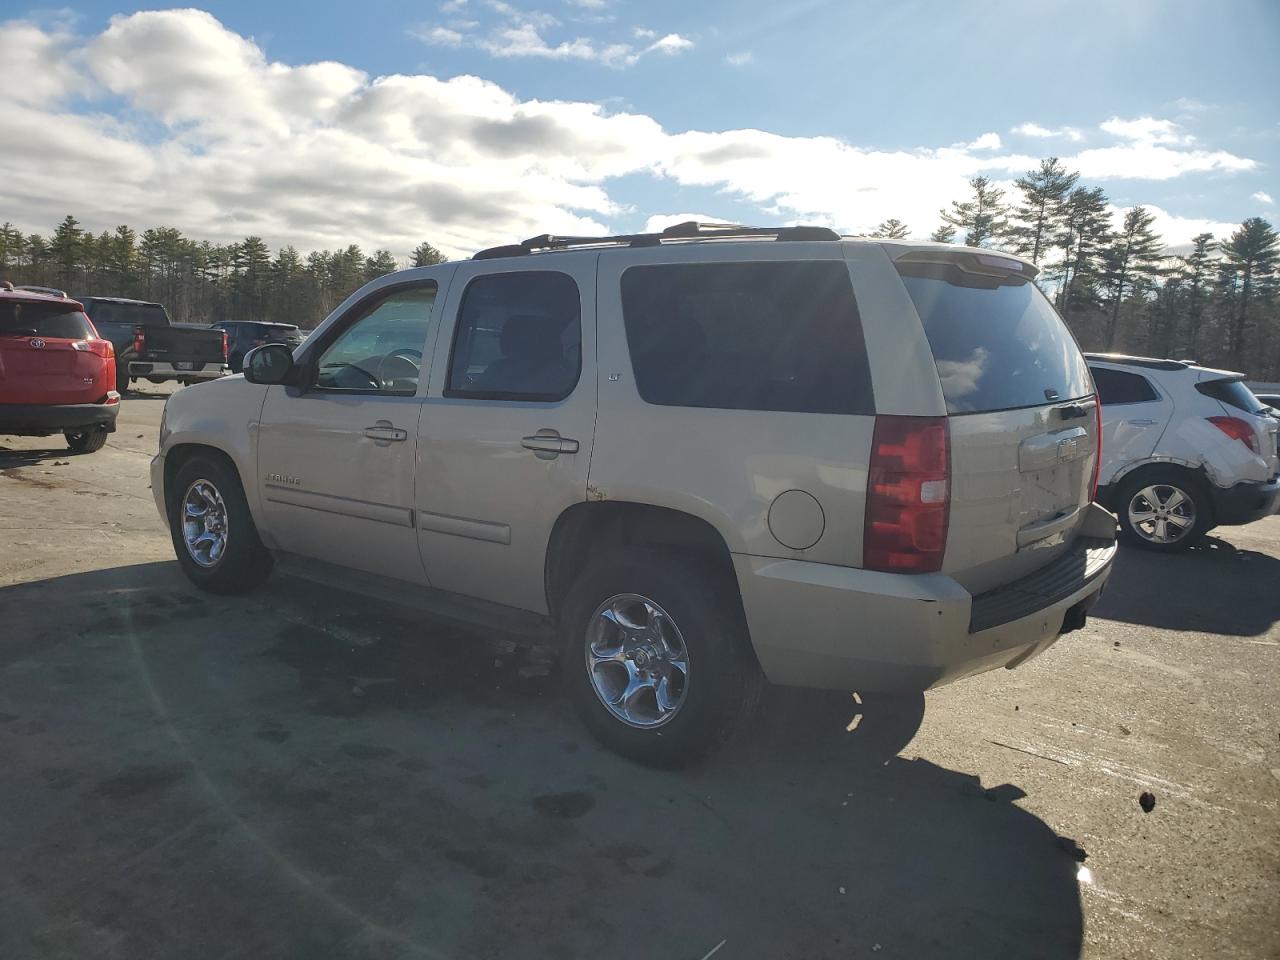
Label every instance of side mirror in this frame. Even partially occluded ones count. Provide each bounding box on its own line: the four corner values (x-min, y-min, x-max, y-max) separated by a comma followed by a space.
243, 343, 297, 385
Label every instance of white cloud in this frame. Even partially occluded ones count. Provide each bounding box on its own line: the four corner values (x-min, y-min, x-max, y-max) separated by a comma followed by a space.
568, 0, 608, 7
642, 213, 734, 233
632, 26, 656, 40
440, 0, 469, 11
649, 33, 694, 55
1011, 121, 1084, 142
1253, 191, 1274, 205
1100, 116, 1193, 145
1108, 205, 1237, 253
724, 50, 753, 66
417, 25, 465, 47
0, 11, 1258, 261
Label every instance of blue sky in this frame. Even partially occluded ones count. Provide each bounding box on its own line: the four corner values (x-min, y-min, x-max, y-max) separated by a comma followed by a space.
2, 0, 1276, 256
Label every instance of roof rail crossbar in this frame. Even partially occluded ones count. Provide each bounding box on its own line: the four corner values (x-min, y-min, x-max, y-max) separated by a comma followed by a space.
472, 221, 840, 259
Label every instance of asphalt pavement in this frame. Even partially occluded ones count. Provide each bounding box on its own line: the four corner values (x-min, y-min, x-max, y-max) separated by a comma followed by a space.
1, 381, 1277, 960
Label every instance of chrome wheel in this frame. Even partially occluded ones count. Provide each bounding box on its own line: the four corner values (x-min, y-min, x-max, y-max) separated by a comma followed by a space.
1127, 483, 1195, 544
181, 479, 229, 568
585, 594, 690, 729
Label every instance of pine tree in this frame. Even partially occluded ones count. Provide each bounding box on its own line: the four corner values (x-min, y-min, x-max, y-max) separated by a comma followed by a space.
364, 249, 399, 281
1101, 206, 1165, 350
1009, 158, 1078, 266
0, 222, 25, 278
411, 241, 445, 267
1219, 217, 1280, 369
929, 224, 956, 243
869, 218, 910, 239
938, 176, 1009, 247
1178, 233, 1215, 359
1055, 187, 1112, 324
49, 215, 84, 291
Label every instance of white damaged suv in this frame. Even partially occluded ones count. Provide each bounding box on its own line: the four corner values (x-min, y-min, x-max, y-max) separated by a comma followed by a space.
1087, 354, 1280, 550
152, 223, 1117, 764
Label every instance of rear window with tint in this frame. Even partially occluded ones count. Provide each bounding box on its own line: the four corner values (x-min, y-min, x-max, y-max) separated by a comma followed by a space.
899, 267, 1092, 413
1196, 378, 1268, 415
1090, 367, 1159, 405
87, 301, 168, 327
620, 261, 874, 415
0, 301, 95, 339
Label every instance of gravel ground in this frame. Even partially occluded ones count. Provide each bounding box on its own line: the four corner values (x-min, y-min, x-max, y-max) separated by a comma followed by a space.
2, 382, 1277, 960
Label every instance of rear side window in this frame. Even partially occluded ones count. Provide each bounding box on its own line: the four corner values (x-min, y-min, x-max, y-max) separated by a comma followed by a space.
0, 301, 95, 339
1196, 378, 1268, 415
899, 267, 1091, 414
1090, 367, 1159, 405
620, 261, 874, 415
447, 271, 581, 401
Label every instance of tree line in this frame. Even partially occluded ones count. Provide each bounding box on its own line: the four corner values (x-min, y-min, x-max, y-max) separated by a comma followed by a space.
3, 158, 1278, 378
0, 218, 444, 330
870, 159, 1279, 380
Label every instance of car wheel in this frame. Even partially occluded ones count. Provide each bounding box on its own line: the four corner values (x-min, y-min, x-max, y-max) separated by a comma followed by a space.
1117, 471, 1211, 552
147, 376, 165, 385
169, 455, 273, 593
65, 428, 108, 454
115, 363, 129, 395
560, 552, 762, 767
229, 352, 244, 374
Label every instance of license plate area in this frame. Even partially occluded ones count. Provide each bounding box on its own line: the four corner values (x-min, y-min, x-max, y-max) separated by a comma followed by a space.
173, 361, 193, 370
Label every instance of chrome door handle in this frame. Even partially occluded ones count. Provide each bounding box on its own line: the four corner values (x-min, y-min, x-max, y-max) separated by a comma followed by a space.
364, 420, 407, 442
1126, 418, 1157, 426
521, 430, 579, 459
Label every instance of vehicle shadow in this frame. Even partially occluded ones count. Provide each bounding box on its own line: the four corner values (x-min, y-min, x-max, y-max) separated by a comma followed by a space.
0, 444, 78, 467
0, 562, 1084, 960
1093, 536, 1280, 636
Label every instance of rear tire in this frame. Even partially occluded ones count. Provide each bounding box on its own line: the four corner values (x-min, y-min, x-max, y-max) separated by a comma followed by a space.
169, 455, 273, 593
229, 352, 244, 374
147, 376, 165, 385
1116, 469, 1212, 552
115, 362, 129, 395
560, 552, 762, 767
65, 428, 108, 454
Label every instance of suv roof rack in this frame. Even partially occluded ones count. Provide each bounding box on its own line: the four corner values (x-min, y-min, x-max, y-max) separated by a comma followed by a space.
15, 284, 68, 298
1084, 353, 1190, 372
472, 221, 841, 260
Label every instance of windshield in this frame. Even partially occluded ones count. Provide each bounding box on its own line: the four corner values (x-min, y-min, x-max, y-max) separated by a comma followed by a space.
899, 267, 1093, 413
0, 301, 95, 339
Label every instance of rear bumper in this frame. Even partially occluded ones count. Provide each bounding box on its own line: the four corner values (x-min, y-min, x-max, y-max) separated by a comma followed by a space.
735, 506, 1118, 693
129, 360, 227, 381
1211, 476, 1280, 526
0, 401, 119, 436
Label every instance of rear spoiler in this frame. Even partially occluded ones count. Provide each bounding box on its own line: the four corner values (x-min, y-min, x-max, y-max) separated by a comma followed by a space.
892, 249, 1038, 288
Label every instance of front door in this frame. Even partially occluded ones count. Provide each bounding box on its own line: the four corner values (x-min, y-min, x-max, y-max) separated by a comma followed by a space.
414, 255, 598, 613
256, 271, 452, 584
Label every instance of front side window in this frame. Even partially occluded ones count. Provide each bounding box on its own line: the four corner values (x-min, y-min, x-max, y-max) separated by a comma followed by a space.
314, 283, 438, 394
446, 271, 581, 401
1090, 367, 1159, 405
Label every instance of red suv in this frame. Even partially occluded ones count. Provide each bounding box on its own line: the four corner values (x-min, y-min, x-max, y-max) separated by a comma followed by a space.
0, 282, 119, 453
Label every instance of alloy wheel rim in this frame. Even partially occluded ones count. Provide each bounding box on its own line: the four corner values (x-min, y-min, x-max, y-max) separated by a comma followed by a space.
584, 593, 690, 729
181, 479, 229, 568
1128, 483, 1195, 544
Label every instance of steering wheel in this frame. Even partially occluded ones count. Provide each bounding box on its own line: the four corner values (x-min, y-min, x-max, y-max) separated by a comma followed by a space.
378, 348, 422, 389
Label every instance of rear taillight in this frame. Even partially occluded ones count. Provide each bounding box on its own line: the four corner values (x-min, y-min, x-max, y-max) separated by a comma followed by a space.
863, 415, 950, 574
1208, 416, 1260, 454
132, 325, 145, 354
72, 339, 115, 359
221, 331, 229, 360
1091, 396, 1102, 501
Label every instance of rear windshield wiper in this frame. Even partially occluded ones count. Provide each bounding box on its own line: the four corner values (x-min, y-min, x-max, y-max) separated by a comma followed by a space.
0, 328, 40, 337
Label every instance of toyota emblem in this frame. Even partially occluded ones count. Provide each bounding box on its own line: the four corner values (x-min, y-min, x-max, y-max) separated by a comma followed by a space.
30, 338, 46, 349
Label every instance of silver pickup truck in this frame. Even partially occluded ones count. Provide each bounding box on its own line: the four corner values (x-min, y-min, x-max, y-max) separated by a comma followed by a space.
150, 223, 1117, 765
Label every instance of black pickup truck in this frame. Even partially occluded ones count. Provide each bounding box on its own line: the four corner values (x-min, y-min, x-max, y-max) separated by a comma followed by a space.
78, 297, 228, 392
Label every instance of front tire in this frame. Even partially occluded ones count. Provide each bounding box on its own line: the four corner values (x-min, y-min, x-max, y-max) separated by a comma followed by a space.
169, 455, 272, 593
1117, 470, 1211, 551
560, 552, 761, 767
65, 428, 108, 453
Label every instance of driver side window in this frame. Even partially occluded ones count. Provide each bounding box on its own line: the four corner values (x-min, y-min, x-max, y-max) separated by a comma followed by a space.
314, 283, 438, 394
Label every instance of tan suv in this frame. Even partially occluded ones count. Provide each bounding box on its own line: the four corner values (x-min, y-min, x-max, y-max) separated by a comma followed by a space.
151, 222, 1117, 765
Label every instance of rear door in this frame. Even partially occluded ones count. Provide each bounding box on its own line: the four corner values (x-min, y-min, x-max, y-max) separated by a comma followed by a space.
893, 250, 1099, 594
1087, 364, 1174, 485
0, 300, 105, 404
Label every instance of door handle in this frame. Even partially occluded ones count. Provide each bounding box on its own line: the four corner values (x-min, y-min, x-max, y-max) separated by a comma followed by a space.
364, 420, 407, 442
1125, 418, 1157, 426
521, 430, 579, 459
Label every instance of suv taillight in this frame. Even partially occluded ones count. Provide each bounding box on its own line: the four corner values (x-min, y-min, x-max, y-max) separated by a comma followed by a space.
1208, 416, 1259, 454
132, 325, 145, 354
72, 339, 115, 359
864, 415, 950, 573
1091, 397, 1102, 501
221, 330, 229, 361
